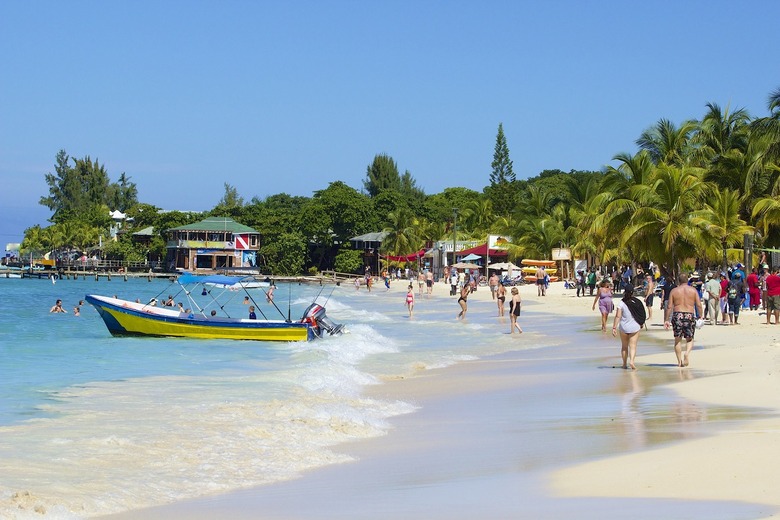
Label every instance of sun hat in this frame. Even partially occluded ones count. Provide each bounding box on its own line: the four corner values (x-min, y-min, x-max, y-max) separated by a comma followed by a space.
691, 271, 700, 278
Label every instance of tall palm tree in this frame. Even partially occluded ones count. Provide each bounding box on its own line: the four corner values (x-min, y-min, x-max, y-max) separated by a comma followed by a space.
506, 217, 563, 261
380, 208, 421, 257
636, 118, 698, 166
621, 163, 710, 274
693, 102, 751, 165
460, 198, 494, 237
691, 188, 754, 269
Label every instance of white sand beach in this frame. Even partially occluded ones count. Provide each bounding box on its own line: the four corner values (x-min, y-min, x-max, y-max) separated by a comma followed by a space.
104, 279, 780, 519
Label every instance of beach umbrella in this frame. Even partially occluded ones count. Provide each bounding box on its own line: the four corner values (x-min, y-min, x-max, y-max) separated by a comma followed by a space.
452, 262, 481, 269
487, 261, 519, 270
461, 253, 482, 262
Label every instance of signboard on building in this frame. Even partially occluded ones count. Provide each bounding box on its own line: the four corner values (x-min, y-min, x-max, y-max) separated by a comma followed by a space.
551, 248, 571, 260
488, 235, 511, 249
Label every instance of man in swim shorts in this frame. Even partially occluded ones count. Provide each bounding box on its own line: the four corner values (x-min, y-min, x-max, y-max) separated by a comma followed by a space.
535, 266, 547, 296
664, 273, 703, 367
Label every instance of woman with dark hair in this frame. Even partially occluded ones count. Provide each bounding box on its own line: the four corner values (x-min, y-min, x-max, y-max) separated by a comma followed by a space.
612, 285, 646, 370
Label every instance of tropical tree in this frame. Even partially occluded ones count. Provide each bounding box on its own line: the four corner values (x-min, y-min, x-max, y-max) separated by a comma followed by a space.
691, 188, 753, 269
636, 118, 698, 166
380, 208, 421, 257
621, 164, 710, 274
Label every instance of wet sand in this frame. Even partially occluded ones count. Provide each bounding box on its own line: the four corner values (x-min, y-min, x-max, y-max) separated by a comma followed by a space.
104, 281, 780, 519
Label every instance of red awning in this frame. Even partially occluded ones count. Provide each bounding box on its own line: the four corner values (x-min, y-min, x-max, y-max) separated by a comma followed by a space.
381, 249, 427, 262
457, 243, 508, 257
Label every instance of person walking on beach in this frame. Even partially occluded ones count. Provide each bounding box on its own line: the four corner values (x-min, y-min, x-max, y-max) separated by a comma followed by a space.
457, 283, 470, 320
449, 268, 458, 296
586, 269, 597, 296
425, 269, 434, 296
592, 280, 614, 332
704, 272, 722, 325
489, 272, 499, 300
496, 283, 506, 317
417, 271, 425, 297
405, 284, 415, 317
644, 274, 655, 321
764, 266, 780, 324
726, 272, 746, 325
612, 285, 645, 369
509, 287, 523, 333
747, 267, 761, 311
664, 273, 703, 367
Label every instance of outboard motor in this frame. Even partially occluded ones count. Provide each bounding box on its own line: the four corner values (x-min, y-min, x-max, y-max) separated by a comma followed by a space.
301, 303, 345, 337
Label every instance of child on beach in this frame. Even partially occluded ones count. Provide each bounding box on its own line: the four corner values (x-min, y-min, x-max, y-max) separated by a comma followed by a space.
509, 287, 522, 333
405, 285, 415, 317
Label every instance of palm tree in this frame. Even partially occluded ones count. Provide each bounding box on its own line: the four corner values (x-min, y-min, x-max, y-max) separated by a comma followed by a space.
506, 217, 563, 261
694, 102, 751, 165
691, 188, 754, 269
380, 208, 421, 257
636, 118, 698, 166
621, 163, 710, 274
460, 198, 494, 237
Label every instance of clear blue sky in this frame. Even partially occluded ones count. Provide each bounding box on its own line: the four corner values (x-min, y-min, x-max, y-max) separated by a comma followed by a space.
1, 1, 778, 248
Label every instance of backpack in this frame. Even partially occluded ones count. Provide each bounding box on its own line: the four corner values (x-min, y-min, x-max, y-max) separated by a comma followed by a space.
728, 283, 738, 299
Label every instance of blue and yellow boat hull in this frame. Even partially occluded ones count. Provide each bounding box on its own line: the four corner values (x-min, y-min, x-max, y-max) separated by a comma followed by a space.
85, 295, 312, 342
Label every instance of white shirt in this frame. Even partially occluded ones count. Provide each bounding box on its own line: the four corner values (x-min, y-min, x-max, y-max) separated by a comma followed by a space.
617, 300, 641, 334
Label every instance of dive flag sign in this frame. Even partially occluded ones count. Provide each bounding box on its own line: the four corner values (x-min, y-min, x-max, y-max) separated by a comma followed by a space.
233, 234, 249, 250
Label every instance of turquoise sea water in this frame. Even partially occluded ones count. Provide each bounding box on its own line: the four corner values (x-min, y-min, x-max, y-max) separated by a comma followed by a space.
0, 276, 553, 518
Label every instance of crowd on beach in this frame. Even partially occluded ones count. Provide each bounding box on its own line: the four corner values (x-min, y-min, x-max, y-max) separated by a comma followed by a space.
355, 256, 780, 371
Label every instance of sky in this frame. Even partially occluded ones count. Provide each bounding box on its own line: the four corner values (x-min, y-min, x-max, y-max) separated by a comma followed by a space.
1, 1, 778, 249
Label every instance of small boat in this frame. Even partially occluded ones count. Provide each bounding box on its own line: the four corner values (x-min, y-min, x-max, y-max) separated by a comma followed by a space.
86, 274, 344, 342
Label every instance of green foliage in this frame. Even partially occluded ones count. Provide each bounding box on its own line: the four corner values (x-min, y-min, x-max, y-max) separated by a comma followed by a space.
487, 123, 518, 217
260, 232, 306, 275
101, 236, 148, 264
208, 183, 245, 219
490, 123, 515, 184
40, 151, 130, 227
334, 247, 363, 273
364, 153, 401, 197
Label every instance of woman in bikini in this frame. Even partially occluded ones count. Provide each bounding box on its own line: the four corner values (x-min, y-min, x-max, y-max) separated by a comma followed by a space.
509, 287, 523, 333
496, 283, 506, 317
405, 284, 415, 317
457, 283, 470, 320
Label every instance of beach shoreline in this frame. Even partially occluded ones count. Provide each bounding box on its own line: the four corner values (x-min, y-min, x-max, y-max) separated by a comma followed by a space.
102, 278, 780, 519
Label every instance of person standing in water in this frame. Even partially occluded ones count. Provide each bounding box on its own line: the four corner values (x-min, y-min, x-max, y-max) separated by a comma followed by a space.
496, 282, 506, 317
509, 287, 523, 333
405, 284, 415, 317
457, 283, 469, 320
612, 285, 645, 370
592, 280, 614, 332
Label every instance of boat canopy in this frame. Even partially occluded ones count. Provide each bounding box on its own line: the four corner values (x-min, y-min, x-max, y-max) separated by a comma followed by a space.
177, 273, 252, 286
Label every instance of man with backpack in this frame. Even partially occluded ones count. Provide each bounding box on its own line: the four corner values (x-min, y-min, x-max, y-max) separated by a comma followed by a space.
664, 273, 704, 367
726, 272, 746, 325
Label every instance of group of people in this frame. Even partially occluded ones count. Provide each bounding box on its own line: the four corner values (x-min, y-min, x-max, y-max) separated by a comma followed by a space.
50, 299, 83, 315
588, 261, 780, 370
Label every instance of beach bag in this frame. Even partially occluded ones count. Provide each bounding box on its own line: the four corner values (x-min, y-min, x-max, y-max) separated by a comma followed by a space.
728, 284, 738, 299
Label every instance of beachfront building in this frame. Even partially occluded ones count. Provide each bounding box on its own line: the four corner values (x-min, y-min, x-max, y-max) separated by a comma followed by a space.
349, 232, 387, 274
166, 217, 260, 272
